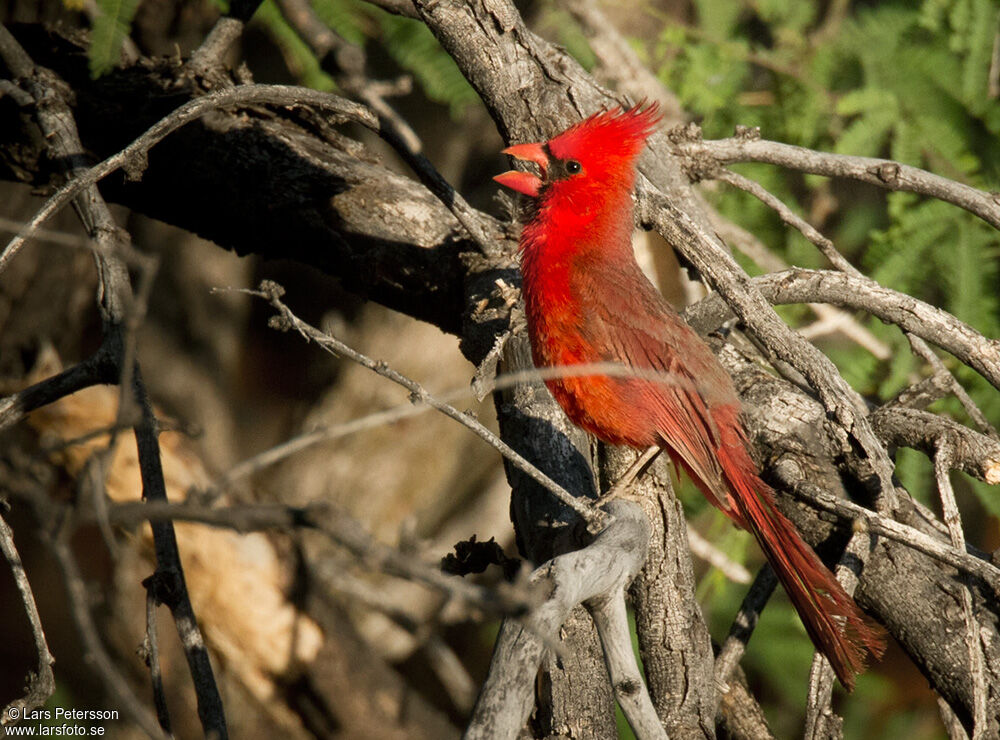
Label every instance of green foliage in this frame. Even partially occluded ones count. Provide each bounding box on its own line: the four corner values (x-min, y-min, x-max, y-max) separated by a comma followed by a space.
88, 0, 141, 77
376, 13, 479, 116
649, 0, 1000, 729
259, 0, 478, 116
653, 0, 1000, 468
310, 0, 368, 46
257, 0, 335, 91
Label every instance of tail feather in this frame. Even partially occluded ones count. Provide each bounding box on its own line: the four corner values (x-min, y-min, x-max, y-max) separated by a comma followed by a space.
716, 443, 886, 690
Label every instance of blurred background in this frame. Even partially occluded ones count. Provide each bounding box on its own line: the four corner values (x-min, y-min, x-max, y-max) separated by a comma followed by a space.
1, 0, 999, 737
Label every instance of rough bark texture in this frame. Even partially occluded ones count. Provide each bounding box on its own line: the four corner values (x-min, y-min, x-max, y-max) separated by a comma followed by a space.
717, 342, 1000, 732
496, 333, 617, 734
0, 24, 478, 333
610, 450, 717, 738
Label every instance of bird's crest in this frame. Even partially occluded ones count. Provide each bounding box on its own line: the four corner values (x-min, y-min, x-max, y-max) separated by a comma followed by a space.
547, 102, 662, 165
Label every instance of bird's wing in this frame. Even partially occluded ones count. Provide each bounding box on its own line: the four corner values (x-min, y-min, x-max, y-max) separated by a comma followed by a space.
580, 285, 740, 515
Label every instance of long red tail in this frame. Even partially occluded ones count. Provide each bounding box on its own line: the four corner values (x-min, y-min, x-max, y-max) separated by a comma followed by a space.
715, 439, 886, 690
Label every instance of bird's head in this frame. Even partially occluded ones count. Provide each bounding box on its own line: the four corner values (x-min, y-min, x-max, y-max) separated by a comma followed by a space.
494, 103, 662, 200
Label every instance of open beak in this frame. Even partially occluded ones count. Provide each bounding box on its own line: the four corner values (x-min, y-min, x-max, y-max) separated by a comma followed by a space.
494, 142, 548, 197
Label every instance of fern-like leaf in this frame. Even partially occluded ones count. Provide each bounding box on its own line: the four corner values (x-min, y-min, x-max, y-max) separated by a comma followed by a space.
89, 0, 140, 78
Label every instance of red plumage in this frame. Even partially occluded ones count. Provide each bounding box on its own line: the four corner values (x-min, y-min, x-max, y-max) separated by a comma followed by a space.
495, 103, 885, 689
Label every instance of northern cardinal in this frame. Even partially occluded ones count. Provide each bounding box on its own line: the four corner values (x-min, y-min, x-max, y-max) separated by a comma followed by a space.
494, 103, 884, 689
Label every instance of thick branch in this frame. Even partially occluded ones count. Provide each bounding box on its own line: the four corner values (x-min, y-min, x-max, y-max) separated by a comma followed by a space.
0, 26, 227, 735
0, 27, 486, 331
716, 344, 1000, 732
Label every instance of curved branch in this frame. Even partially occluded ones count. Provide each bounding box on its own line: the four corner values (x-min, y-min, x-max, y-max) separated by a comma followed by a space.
0, 26, 227, 735
641, 194, 900, 510
249, 280, 606, 530
588, 592, 667, 740
465, 501, 650, 740
0, 84, 375, 273
685, 268, 1000, 391
872, 406, 1000, 485
0, 34, 493, 332
678, 132, 1000, 230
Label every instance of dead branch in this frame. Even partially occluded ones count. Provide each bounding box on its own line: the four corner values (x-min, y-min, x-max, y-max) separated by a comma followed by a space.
678, 132, 1000, 231
465, 500, 650, 740
685, 268, 1000, 392
0, 511, 55, 727
0, 24, 226, 736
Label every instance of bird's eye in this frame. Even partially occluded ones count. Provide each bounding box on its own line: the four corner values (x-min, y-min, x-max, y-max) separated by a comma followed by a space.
565, 160, 582, 174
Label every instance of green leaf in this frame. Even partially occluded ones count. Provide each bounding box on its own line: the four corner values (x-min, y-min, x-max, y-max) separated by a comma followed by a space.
255, 0, 334, 91
693, 0, 743, 39
834, 108, 894, 158
938, 221, 1000, 332
310, 0, 367, 46
88, 0, 141, 78
960, 0, 996, 108
835, 88, 897, 117
378, 15, 477, 116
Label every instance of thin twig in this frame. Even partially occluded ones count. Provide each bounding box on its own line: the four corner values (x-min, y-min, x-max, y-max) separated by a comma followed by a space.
210, 362, 690, 492
0, 84, 373, 274
719, 163, 998, 437
0, 511, 56, 726
108, 499, 535, 618
784, 481, 1000, 592
803, 532, 871, 738
709, 210, 891, 360
642, 192, 901, 513
908, 335, 999, 440
714, 566, 777, 687
686, 527, 751, 584
713, 168, 858, 274
276, 0, 423, 153
248, 280, 606, 530
185, 0, 264, 82
0, 28, 228, 735
684, 268, 1000, 392
0, 345, 117, 434
870, 406, 1000, 487
141, 587, 172, 735
49, 532, 168, 739
934, 443, 989, 739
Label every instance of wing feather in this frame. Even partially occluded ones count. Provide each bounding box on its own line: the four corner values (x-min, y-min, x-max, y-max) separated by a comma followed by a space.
575, 262, 742, 515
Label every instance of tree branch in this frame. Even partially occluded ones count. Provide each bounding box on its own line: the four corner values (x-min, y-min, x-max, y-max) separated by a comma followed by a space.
465, 501, 650, 740
684, 268, 1000, 392
678, 131, 1000, 230
247, 280, 606, 529
0, 511, 55, 728
0, 26, 227, 736
0, 31, 488, 331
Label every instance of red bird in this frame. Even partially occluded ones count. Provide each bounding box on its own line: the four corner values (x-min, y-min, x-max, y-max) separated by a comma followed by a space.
494, 103, 884, 689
